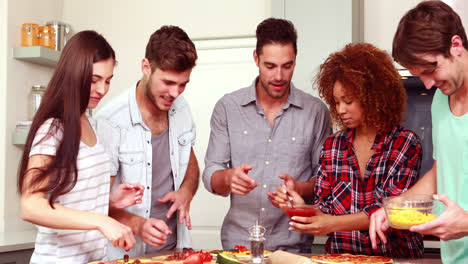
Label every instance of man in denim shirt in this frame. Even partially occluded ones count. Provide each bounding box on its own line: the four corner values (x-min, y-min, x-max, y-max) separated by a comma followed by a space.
97, 26, 199, 259
202, 18, 332, 252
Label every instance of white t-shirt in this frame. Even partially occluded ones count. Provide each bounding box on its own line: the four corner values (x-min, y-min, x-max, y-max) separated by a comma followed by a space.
29, 117, 112, 264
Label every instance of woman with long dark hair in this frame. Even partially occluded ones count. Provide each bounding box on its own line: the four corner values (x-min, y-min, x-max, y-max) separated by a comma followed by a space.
18, 30, 140, 263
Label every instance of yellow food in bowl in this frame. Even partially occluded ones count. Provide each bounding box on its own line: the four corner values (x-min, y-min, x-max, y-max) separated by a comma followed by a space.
388, 208, 436, 226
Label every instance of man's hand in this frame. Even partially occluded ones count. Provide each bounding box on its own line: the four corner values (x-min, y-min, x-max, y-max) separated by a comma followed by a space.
227, 164, 258, 196
158, 188, 192, 229
279, 173, 296, 190
139, 218, 172, 248
410, 194, 468, 241
369, 207, 390, 250
110, 183, 144, 209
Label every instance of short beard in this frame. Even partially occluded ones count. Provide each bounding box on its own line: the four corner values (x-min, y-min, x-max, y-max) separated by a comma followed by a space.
260, 79, 289, 99
144, 80, 160, 111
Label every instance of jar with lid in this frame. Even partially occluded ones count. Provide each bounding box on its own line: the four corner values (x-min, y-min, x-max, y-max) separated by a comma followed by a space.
39, 26, 56, 50
29, 85, 46, 120
21, 23, 39, 47
248, 222, 266, 264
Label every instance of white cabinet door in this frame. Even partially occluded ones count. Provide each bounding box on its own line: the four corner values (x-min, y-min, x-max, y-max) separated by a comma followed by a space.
184, 38, 258, 249
272, 0, 356, 97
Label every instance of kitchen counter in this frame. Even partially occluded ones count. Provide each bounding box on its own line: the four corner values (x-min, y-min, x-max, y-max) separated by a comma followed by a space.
0, 230, 36, 253
127, 249, 442, 264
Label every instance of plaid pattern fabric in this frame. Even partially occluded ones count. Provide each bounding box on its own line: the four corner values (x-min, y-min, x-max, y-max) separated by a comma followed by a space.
314, 125, 424, 258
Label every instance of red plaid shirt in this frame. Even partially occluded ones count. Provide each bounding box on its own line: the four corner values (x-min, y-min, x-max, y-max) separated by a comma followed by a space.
314, 125, 424, 257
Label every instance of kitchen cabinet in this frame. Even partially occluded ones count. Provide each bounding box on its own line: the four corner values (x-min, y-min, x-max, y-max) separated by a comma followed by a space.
12, 46, 60, 146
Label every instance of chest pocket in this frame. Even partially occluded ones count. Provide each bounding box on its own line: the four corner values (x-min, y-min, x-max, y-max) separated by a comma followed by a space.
277, 136, 311, 168
118, 151, 144, 182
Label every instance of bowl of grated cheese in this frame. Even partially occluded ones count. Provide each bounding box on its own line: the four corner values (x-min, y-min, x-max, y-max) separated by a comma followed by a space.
383, 194, 438, 229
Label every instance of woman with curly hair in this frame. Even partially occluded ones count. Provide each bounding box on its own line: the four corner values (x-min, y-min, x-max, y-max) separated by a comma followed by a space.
270, 43, 424, 257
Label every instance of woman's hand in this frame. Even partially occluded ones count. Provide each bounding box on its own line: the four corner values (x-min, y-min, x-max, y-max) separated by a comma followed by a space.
110, 183, 144, 209
98, 216, 136, 251
288, 210, 333, 236
267, 185, 305, 208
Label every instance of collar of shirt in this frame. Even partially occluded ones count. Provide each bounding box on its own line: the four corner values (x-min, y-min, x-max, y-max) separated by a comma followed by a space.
344, 126, 398, 152
239, 77, 304, 110
127, 81, 182, 127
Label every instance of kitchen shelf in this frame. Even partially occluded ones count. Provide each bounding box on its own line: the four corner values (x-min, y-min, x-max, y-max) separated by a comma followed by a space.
13, 46, 60, 67
12, 131, 28, 146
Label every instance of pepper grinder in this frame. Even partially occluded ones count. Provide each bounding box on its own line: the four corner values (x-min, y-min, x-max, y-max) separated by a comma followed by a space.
248, 221, 266, 264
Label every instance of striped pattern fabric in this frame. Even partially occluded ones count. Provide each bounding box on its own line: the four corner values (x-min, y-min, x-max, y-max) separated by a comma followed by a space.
314, 125, 424, 258
28, 118, 110, 264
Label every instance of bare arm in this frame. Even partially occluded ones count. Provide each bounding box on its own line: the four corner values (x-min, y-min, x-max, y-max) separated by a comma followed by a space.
178, 148, 199, 198
21, 154, 135, 250
401, 161, 437, 197
295, 178, 316, 199
290, 210, 369, 236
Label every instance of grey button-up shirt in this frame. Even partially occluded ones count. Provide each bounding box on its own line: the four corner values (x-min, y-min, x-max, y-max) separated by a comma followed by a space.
202, 78, 332, 252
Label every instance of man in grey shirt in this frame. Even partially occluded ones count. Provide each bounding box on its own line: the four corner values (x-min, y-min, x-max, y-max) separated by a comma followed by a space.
202, 18, 332, 252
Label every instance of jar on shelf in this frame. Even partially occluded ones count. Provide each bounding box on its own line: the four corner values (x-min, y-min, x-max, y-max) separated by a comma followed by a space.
39, 26, 56, 50
21, 23, 39, 47
29, 85, 46, 120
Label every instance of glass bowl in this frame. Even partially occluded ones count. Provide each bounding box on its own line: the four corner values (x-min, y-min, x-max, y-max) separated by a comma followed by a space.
281, 204, 319, 219
383, 194, 437, 229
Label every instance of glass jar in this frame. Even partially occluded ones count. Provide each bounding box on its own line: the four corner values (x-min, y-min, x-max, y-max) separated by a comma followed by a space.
39, 26, 56, 50
248, 223, 266, 264
29, 85, 46, 120
21, 23, 39, 47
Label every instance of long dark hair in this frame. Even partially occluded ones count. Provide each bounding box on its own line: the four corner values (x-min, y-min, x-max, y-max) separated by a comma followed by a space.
18, 30, 115, 207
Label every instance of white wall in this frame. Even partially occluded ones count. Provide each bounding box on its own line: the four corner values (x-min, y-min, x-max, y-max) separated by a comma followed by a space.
363, 0, 422, 55
61, 0, 271, 112
3, 0, 63, 232
0, 0, 8, 233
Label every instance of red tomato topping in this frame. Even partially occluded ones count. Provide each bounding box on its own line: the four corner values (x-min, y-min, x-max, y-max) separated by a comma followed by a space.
234, 245, 248, 252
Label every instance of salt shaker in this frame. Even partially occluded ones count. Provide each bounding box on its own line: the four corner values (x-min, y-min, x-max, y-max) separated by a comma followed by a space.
248, 222, 266, 264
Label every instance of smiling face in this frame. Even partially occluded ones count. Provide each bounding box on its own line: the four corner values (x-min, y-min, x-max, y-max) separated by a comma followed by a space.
144, 67, 191, 112
254, 43, 296, 100
88, 58, 114, 109
407, 53, 464, 96
333, 80, 364, 129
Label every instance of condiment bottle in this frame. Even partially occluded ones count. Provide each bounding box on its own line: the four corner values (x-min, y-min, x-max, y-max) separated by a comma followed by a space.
39, 26, 56, 50
21, 23, 39, 46
29, 85, 46, 120
248, 222, 266, 264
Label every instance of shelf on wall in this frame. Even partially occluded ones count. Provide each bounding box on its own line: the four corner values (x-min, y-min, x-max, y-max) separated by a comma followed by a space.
12, 131, 28, 146
13, 46, 60, 67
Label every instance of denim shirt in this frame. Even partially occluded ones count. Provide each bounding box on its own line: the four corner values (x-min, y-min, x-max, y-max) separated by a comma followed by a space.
96, 82, 196, 259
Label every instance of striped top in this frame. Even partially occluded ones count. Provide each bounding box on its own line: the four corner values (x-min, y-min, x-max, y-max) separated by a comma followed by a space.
29, 118, 111, 264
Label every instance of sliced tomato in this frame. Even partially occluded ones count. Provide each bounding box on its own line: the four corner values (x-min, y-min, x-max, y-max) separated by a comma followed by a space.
183, 253, 202, 264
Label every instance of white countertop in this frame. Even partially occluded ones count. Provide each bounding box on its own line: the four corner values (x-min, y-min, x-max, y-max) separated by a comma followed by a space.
0, 230, 36, 253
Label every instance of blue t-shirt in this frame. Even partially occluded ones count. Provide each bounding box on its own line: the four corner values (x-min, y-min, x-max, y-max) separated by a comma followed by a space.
432, 89, 468, 263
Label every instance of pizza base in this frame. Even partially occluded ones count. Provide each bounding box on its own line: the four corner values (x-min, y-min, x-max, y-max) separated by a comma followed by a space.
151, 254, 216, 263
310, 253, 393, 264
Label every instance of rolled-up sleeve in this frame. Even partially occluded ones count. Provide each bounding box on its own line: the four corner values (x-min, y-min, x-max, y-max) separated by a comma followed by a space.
202, 99, 231, 195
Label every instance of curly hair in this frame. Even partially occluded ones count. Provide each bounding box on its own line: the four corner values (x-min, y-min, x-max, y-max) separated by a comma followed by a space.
315, 43, 406, 133
256, 18, 297, 55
